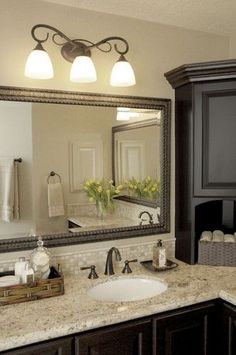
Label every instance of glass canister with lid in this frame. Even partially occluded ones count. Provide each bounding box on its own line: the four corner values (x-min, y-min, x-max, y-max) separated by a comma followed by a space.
30, 236, 51, 280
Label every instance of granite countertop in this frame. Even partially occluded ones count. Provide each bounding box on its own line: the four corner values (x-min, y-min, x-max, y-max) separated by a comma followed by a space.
0, 261, 235, 352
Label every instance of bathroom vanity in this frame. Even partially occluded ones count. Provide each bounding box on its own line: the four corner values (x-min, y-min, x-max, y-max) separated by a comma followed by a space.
1, 302, 235, 354
0, 302, 222, 355
0, 262, 235, 355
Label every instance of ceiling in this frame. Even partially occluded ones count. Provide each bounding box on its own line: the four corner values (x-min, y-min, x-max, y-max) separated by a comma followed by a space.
41, 0, 236, 36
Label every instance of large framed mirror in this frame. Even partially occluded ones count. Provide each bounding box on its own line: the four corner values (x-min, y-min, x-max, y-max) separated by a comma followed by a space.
0, 86, 171, 253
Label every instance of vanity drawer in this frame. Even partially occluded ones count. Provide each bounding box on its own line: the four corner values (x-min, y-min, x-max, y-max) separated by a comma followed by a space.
1, 336, 74, 355
75, 319, 152, 355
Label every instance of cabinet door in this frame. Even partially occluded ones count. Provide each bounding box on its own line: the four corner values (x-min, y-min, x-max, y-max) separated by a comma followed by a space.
222, 302, 236, 355
154, 302, 217, 355
194, 81, 236, 197
1, 336, 74, 355
75, 319, 152, 355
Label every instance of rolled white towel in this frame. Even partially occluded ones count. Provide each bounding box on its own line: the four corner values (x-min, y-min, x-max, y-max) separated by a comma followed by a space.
200, 231, 212, 242
212, 230, 224, 242
224, 234, 235, 243
0, 275, 20, 287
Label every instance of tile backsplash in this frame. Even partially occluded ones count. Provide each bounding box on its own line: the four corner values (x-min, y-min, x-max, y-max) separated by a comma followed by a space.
0, 237, 175, 276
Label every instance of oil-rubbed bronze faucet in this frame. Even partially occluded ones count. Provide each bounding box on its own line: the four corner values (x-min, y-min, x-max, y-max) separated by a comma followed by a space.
104, 247, 122, 275
138, 211, 154, 225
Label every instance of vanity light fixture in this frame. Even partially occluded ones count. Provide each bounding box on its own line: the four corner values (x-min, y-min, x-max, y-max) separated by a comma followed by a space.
25, 24, 136, 87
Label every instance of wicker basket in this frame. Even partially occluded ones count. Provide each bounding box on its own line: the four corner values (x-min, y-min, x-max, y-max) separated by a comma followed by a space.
0, 267, 64, 306
198, 240, 236, 266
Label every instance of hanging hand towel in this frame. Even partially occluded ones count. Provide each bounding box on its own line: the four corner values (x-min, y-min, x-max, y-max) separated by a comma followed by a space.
0, 159, 20, 222
48, 181, 65, 217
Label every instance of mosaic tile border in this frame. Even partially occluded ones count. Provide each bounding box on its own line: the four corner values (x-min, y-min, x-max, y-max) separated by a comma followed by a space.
0, 239, 175, 276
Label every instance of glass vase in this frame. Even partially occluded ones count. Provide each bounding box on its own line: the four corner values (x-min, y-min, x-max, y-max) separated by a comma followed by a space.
96, 200, 107, 220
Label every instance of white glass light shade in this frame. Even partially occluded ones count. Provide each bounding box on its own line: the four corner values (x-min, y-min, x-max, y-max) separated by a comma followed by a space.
110, 56, 136, 87
24, 49, 54, 79
70, 56, 97, 83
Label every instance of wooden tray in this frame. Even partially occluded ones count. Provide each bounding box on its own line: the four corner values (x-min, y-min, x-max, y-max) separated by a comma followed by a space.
0, 267, 64, 306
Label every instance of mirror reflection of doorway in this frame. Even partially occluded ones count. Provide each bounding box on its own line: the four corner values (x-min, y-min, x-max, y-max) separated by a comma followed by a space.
116, 140, 146, 182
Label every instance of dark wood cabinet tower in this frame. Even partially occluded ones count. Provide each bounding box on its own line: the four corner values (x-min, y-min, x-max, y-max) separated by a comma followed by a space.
165, 59, 236, 264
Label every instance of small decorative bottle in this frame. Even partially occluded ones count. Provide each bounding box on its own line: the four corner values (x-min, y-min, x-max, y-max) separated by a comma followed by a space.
15, 257, 27, 284
152, 239, 166, 268
22, 262, 34, 283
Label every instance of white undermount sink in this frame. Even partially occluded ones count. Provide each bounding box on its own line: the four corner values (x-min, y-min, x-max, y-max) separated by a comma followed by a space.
87, 277, 167, 302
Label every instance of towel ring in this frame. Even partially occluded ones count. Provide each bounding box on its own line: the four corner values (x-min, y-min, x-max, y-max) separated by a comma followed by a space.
47, 171, 61, 184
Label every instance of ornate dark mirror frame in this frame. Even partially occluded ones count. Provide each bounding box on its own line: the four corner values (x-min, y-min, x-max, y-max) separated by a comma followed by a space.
0, 86, 171, 253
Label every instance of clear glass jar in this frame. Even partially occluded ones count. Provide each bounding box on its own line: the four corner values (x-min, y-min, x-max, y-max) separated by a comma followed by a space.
30, 237, 51, 279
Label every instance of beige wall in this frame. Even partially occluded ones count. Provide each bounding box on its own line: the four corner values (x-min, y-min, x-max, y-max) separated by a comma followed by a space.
229, 35, 236, 58
0, 0, 230, 251
0, 0, 229, 97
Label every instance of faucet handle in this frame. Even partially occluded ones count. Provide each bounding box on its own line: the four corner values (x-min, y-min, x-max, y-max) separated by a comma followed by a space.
80, 265, 99, 279
122, 259, 138, 274
150, 213, 154, 224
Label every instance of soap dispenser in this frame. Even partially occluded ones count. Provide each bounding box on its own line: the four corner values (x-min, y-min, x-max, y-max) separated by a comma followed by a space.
152, 239, 166, 268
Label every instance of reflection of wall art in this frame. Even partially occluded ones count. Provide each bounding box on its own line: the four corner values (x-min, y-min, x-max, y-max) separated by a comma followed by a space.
69, 137, 103, 192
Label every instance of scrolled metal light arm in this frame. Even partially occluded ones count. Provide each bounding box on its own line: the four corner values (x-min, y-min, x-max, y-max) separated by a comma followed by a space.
26, 23, 135, 86
30, 24, 129, 62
